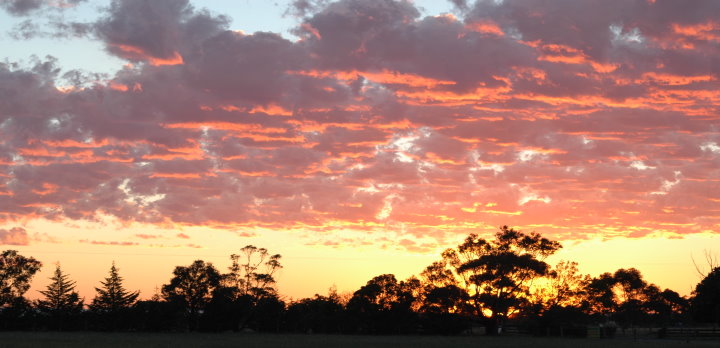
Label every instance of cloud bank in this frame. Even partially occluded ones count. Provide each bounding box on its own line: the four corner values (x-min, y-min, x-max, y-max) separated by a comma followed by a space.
1, 0, 719, 249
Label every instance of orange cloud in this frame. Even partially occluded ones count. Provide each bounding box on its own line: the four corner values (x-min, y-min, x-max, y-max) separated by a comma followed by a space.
637, 72, 715, 86
672, 21, 720, 42
148, 173, 203, 179
288, 69, 456, 88
110, 44, 184, 66
148, 51, 184, 66
31, 183, 59, 195
465, 20, 505, 36
534, 43, 619, 73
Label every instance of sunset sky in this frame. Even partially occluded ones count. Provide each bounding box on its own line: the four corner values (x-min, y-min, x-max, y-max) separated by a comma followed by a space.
1, 0, 719, 301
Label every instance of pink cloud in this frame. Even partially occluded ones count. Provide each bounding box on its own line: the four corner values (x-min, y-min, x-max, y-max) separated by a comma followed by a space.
1, 0, 719, 248
135, 234, 160, 239
79, 239, 139, 246
0, 227, 29, 245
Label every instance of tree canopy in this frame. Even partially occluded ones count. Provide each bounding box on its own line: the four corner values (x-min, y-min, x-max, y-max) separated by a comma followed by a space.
162, 260, 221, 315
0, 250, 42, 307
444, 226, 562, 324
0, 235, 707, 335
691, 266, 720, 325
223, 245, 282, 301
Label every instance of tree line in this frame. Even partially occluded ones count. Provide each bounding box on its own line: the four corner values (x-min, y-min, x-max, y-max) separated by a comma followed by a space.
1, 227, 719, 335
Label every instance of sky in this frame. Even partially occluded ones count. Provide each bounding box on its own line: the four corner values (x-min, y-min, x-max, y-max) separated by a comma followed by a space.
0, 0, 719, 301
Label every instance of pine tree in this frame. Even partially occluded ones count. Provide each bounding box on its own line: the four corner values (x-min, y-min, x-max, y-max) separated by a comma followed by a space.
90, 262, 139, 312
36, 264, 84, 322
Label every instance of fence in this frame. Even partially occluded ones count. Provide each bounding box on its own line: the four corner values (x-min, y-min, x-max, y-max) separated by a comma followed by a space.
659, 327, 720, 341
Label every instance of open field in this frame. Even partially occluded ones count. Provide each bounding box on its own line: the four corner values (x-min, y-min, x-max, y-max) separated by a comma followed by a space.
0, 332, 718, 348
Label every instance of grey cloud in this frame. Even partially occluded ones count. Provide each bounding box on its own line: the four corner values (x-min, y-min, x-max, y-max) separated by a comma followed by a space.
95, 0, 229, 61
286, 0, 328, 17
0, 0, 45, 15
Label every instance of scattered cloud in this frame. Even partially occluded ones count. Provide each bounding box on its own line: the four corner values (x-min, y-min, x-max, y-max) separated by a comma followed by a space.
0, 0, 86, 16
1, 0, 720, 248
0, 227, 29, 245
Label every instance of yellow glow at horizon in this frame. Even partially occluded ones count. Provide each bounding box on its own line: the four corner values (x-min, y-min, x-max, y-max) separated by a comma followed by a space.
5, 219, 717, 302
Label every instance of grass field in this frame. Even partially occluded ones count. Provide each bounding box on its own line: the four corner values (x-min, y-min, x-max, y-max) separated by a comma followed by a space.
0, 332, 718, 348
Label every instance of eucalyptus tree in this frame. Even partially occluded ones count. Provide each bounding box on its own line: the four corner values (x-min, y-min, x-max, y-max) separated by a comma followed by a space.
690, 267, 720, 325
346, 274, 418, 334
209, 245, 284, 331
424, 226, 562, 333
0, 250, 42, 307
223, 245, 282, 301
584, 268, 687, 328
162, 260, 221, 330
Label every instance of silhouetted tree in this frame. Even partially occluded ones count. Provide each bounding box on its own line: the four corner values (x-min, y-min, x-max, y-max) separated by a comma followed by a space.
201, 285, 248, 331
90, 262, 139, 330
612, 268, 651, 329
420, 284, 470, 334
223, 245, 282, 300
131, 298, 180, 332
583, 268, 684, 330
528, 261, 592, 336
162, 260, 221, 330
347, 274, 417, 334
91, 262, 139, 312
417, 261, 471, 334
446, 226, 562, 333
420, 261, 458, 289
584, 272, 617, 316
285, 291, 345, 333
643, 286, 687, 326
421, 284, 468, 315
0, 239, 696, 334
691, 266, 720, 325
215, 245, 283, 330
36, 264, 84, 330
541, 261, 590, 309
419, 260, 470, 312
0, 296, 36, 330
0, 250, 42, 307
252, 295, 286, 332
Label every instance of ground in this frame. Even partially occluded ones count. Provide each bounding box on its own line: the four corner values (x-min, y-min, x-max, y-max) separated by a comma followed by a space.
0, 332, 718, 348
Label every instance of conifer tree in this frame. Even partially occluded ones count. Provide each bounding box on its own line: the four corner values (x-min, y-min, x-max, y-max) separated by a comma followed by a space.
36, 264, 84, 323
90, 262, 139, 312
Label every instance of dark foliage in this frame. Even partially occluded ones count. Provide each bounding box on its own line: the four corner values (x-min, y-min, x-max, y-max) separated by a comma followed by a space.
0, 297, 37, 330
162, 260, 222, 331
285, 294, 345, 333
0, 250, 42, 307
131, 299, 183, 331
88, 263, 140, 331
91, 263, 139, 312
0, 237, 703, 335
346, 274, 418, 334
691, 267, 720, 325
35, 265, 84, 330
